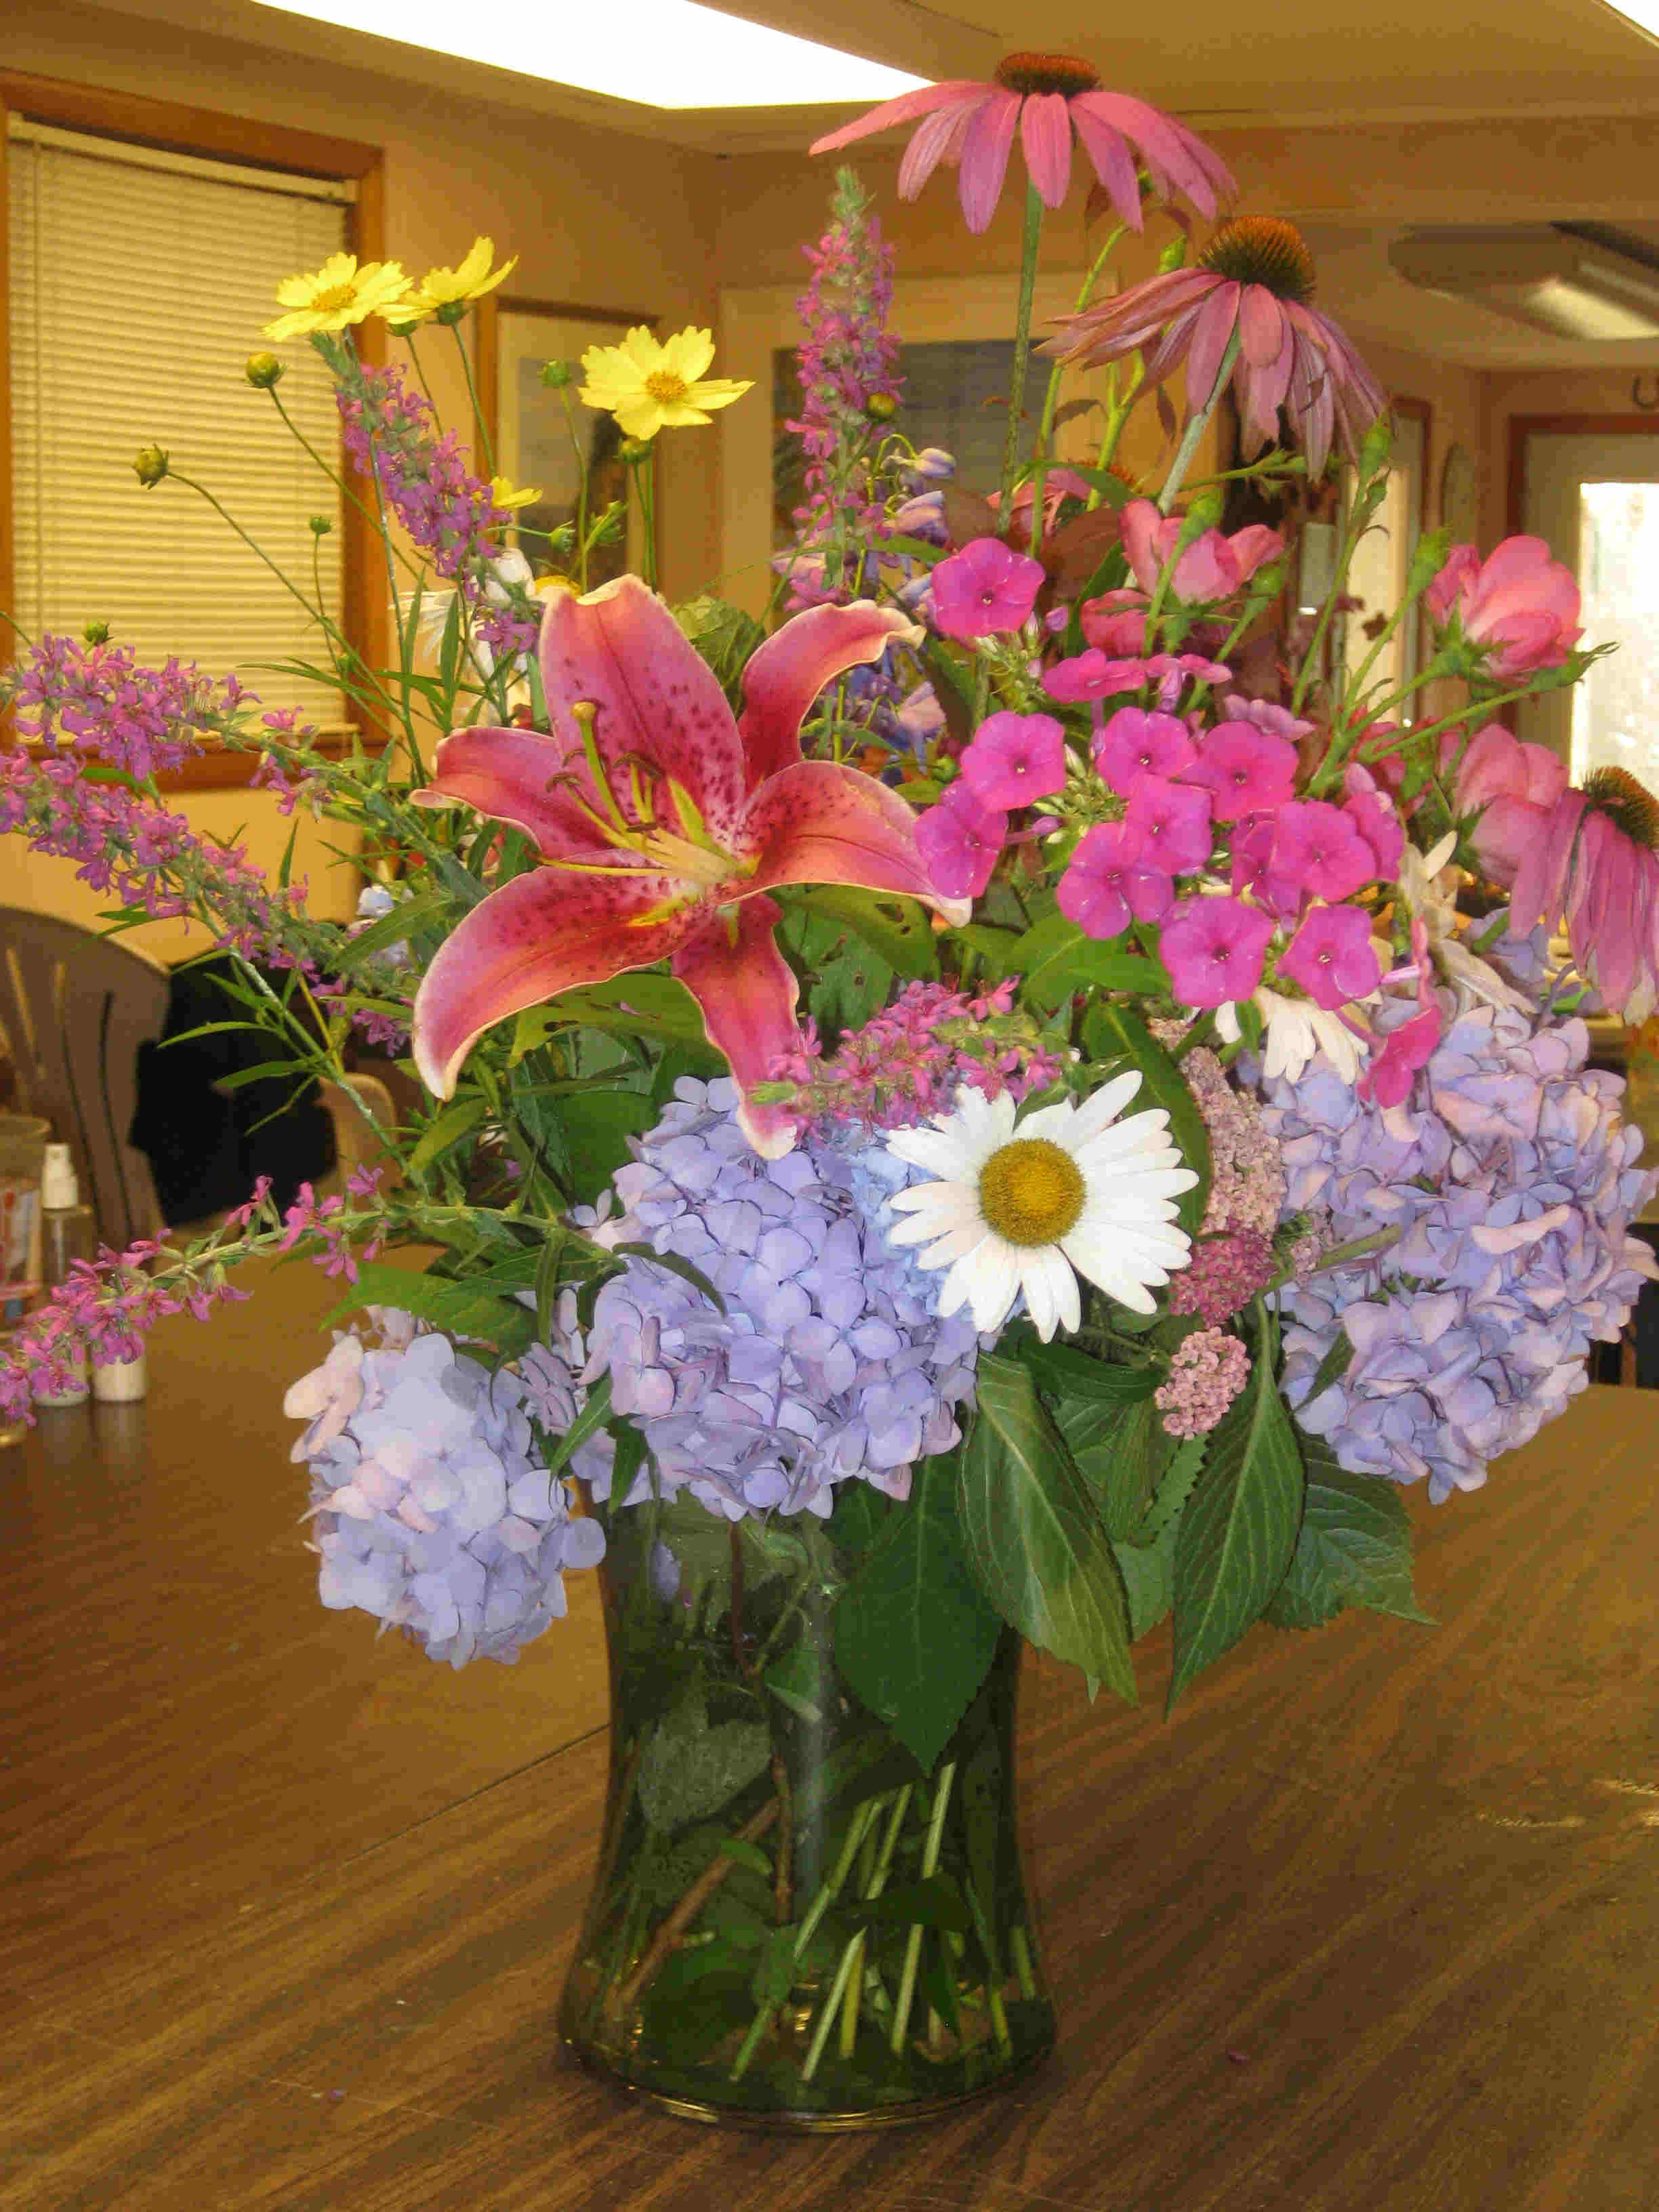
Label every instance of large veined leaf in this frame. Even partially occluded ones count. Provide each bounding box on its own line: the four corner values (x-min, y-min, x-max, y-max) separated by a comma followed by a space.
320, 1261, 535, 1357
774, 884, 940, 983
1002, 911, 1165, 1008
833, 1451, 1003, 1773
958, 1351, 1136, 1704
1168, 1317, 1305, 1709
1082, 1003, 1212, 1239
1266, 1432, 1433, 1630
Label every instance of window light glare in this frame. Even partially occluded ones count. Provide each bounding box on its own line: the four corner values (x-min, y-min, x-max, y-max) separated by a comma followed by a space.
249, 0, 928, 109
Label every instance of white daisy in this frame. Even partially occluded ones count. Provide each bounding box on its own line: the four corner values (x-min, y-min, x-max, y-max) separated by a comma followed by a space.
881, 1078, 1199, 1342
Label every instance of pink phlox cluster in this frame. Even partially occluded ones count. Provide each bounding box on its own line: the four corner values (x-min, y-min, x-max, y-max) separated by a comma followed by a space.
776, 977, 1063, 1139
1182, 1046, 1286, 1235
1168, 1227, 1275, 1326
785, 175, 903, 608
0, 1235, 250, 1424
1155, 1328, 1250, 1439
4, 634, 246, 780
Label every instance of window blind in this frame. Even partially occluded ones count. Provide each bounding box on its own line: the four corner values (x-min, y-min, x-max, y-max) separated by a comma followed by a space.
8, 119, 353, 731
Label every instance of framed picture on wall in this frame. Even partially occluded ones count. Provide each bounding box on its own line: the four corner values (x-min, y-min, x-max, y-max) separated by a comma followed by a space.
477, 296, 656, 586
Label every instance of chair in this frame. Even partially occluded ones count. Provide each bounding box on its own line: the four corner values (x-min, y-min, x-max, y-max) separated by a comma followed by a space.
0, 907, 170, 1249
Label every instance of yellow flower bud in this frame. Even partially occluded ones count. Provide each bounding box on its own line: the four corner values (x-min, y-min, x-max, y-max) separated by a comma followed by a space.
245, 352, 285, 390
134, 445, 170, 488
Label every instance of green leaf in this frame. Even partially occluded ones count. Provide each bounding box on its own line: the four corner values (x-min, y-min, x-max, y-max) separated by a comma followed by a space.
1134, 1433, 1207, 1542
1168, 1317, 1305, 1709
1082, 1002, 1212, 1239
957, 1351, 1136, 1703
613, 1243, 727, 1317
1305, 1326, 1355, 1406
833, 1450, 1004, 1772
859, 1872, 970, 1935
548, 972, 716, 1051
555, 1089, 656, 1204
1266, 1433, 1433, 1630
718, 1837, 773, 1875
673, 594, 765, 705
1113, 1521, 1176, 1639
775, 884, 940, 983
1004, 911, 1166, 1008
330, 886, 451, 972
762, 1641, 827, 1725
407, 1097, 488, 1176
776, 898, 895, 1042
319, 1261, 535, 1357
749, 1923, 800, 2005
1078, 1394, 1174, 1543
1021, 1338, 1160, 1406
539, 1372, 613, 1481
636, 1698, 774, 1832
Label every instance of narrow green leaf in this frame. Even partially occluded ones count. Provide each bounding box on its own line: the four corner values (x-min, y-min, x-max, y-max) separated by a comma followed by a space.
550, 972, 715, 1050
1082, 1002, 1212, 1239
833, 1450, 1003, 1772
717, 1837, 773, 1875
407, 1097, 488, 1176
329, 886, 450, 971
212, 1059, 314, 1092
958, 1351, 1136, 1703
1266, 1432, 1433, 1630
539, 1372, 614, 1481
1306, 1327, 1356, 1406
1168, 1317, 1304, 1709
613, 1242, 728, 1317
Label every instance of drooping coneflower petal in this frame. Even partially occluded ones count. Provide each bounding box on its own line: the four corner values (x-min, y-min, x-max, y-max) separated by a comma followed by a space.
958, 87, 1022, 232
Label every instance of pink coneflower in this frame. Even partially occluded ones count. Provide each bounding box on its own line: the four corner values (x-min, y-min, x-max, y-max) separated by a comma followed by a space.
1509, 765, 1659, 1021
811, 53, 1235, 237
1045, 217, 1385, 479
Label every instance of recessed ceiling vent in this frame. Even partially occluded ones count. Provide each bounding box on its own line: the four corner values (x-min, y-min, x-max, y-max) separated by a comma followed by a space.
1389, 225, 1659, 340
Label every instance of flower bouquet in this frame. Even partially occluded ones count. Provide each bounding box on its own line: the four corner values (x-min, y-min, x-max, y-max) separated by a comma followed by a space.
4, 51, 1656, 2130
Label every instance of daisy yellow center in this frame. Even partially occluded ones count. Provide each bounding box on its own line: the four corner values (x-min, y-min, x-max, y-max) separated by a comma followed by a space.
978, 1139, 1086, 1248
645, 369, 689, 404
1584, 765, 1659, 850
995, 51, 1101, 97
1200, 217, 1317, 304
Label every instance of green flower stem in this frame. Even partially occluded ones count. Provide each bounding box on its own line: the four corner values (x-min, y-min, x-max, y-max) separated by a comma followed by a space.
451, 318, 495, 478
1000, 182, 1047, 512
400, 329, 443, 420
1010, 1925, 1038, 2002
557, 387, 591, 590
890, 1762, 956, 2055
801, 1932, 863, 2082
1029, 222, 1125, 559
264, 389, 426, 592
1156, 332, 1241, 516
631, 444, 659, 590
1091, 366, 1145, 491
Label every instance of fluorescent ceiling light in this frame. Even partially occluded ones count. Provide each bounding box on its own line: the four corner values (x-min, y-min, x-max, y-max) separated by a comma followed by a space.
251, 0, 928, 109
1389, 228, 1659, 341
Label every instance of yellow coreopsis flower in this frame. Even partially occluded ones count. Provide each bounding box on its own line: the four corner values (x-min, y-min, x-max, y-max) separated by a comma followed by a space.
489, 476, 541, 511
265, 253, 411, 341
396, 237, 518, 325
578, 326, 752, 441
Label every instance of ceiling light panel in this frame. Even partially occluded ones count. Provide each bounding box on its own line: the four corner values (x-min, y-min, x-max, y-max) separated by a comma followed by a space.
251, 0, 927, 109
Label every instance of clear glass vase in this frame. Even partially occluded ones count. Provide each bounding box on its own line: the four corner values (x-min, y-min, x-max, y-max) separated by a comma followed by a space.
558, 1489, 1056, 2129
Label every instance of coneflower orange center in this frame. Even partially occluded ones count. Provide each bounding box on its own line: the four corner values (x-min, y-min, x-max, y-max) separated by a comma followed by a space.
994, 51, 1101, 98
1584, 765, 1659, 851
978, 1139, 1086, 1248
1200, 216, 1317, 304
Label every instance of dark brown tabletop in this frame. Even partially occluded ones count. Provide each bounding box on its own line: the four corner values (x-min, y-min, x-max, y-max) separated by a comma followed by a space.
3, 1254, 1657, 2211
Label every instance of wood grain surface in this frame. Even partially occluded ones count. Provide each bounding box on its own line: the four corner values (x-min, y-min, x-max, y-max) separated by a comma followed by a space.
3, 1258, 1657, 2211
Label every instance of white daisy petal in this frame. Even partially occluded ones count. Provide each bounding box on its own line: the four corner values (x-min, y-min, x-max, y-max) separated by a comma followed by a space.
1021, 1251, 1059, 1341
964, 1237, 1022, 1333
1008, 1096, 1075, 1145
920, 1221, 994, 1269
885, 1124, 981, 1181
1074, 1070, 1143, 1138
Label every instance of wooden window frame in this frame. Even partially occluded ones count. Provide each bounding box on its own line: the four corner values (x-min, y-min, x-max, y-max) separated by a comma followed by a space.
0, 69, 389, 792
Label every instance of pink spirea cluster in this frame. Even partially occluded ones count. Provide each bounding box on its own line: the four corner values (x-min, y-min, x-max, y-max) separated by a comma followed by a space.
1168, 1227, 1275, 1327
3, 634, 245, 781
777, 978, 1063, 1138
1181, 1046, 1286, 1235
337, 362, 535, 663
1155, 1328, 1250, 1439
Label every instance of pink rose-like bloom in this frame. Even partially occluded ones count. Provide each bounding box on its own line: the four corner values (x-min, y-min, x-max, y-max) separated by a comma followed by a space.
1451, 722, 1569, 888
915, 780, 1007, 899
1124, 773, 1213, 874
1277, 903, 1382, 1010
1057, 821, 1173, 939
959, 710, 1068, 808
1425, 537, 1582, 682
1161, 895, 1275, 1008
931, 537, 1045, 640
1093, 705, 1198, 794
1182, 720, 1298, 822
1120, 498, 1283, 605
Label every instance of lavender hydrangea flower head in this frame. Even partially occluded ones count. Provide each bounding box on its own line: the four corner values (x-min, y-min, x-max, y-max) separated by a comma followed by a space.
581, 1078, 983, 1521
285, 1316, 607, 1665
1259, 1000, 1658, 1502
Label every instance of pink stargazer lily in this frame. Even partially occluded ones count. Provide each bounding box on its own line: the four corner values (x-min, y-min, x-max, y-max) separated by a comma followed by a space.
409, 577, 966, 1155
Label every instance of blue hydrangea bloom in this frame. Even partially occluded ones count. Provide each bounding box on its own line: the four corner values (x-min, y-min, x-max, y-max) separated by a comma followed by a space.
1258, 1002, 1656, 1502
581, 1077, 982, 1520
287, 1324, 607, 1665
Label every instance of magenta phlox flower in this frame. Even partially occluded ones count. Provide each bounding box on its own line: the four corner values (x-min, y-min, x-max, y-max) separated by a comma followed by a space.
1092, 705, 1198, 793
1057, 821, 1172, 939
1340, 763, 1406, 882
1451, 723, 1570, 888
811, 56, 1234, 237
1261, 798, 1378, 910
959, 710, 1068, 807
1123, 773, 1213, 874
915, 780, 1007, 897
1278, 902, 1382, 1010
1120, 498, 1284, 604
931, 537, 1046, 638
1182, 720, 1298, 821
1161, 895, 1275, 1007
1046, 647, 1231, 711
1425, 537, 1582, 682
1077, 592, 1154, 657
1359, 923, 1442, 1107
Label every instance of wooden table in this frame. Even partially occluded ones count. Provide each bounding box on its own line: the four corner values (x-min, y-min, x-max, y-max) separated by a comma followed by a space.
3, 1259, 1658, 2211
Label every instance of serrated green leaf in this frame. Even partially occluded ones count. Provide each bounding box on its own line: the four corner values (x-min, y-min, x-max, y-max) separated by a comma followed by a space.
1082, 1002, 1212, 1239
1266, 1432, 1433, 1630
555, 1090, 656, 1204
833, 1450, 1003, 1772
1134, 1433, 1207, 1542
1113, 1521, 1176, 1639
1168, 1317, 1304, 1709
957, 1351, 1136, 1703
672, 594, 765, 706
319, 1261, 535, 1356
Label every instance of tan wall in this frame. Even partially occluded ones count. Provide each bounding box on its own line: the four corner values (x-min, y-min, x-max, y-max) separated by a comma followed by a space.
1480, 369, 1659, 539
3, 0, 722, 951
